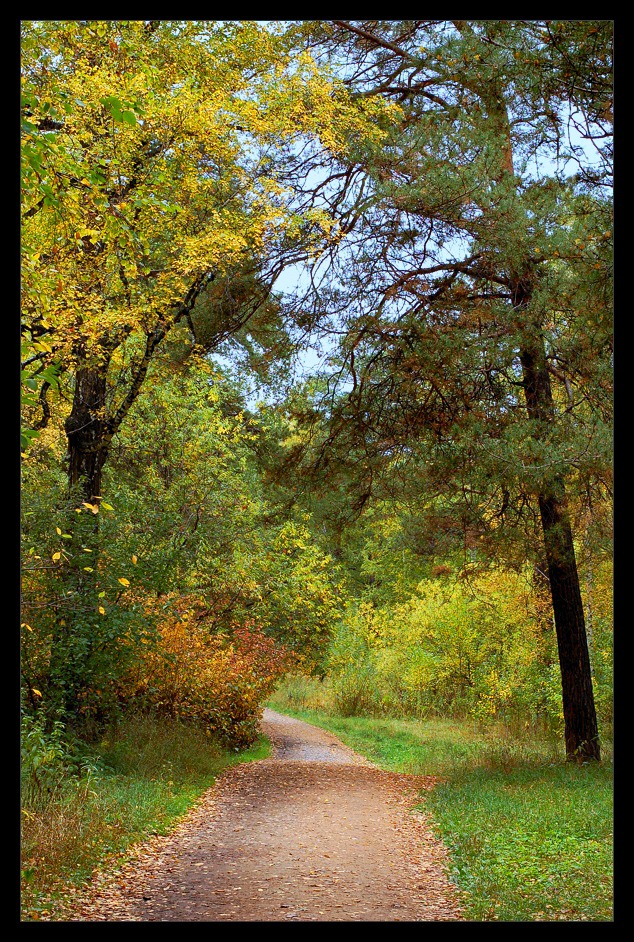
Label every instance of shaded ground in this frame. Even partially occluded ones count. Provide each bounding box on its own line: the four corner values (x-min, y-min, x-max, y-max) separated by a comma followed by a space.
61, 709, 464, 922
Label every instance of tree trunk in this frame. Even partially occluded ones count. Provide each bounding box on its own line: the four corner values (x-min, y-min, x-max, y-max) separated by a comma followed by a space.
478, 37, 600, 761
519, 328, 600, 761
64, 365, 111, 502
45, 365, 111, 724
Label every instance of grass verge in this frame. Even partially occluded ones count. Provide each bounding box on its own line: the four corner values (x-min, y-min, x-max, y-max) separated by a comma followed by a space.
267, 704, 613, 922
20, 713, 270, 921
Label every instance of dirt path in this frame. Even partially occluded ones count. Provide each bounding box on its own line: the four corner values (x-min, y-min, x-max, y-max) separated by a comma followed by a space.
63, 709, 464, 922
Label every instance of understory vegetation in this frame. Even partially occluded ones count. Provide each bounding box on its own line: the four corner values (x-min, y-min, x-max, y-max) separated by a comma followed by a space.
317, 561, 613, 738
20, 712, 270, 921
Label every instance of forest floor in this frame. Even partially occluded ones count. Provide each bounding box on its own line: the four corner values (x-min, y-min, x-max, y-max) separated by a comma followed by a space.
60, 709, 464, 922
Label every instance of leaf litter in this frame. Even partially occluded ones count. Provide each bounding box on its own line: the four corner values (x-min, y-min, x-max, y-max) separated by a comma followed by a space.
59, 709, 464, 922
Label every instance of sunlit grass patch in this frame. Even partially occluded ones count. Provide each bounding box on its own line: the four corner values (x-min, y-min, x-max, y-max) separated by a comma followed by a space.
429, 763, 613, 921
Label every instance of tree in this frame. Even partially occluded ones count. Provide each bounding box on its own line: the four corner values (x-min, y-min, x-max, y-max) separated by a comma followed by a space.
277, 20, 612, 760
20, 19, 365, 725
21, 19, 367, 498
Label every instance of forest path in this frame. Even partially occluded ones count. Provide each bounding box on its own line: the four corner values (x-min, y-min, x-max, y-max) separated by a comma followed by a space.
65, 709, 463, 922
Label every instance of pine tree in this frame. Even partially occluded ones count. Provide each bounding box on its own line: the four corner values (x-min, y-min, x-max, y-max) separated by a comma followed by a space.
283, 20, 612, 760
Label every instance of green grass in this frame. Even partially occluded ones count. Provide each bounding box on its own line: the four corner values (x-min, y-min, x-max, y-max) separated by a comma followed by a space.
430, 763, 613, 921
267, 704, 613, 922
20, 713, 270, 921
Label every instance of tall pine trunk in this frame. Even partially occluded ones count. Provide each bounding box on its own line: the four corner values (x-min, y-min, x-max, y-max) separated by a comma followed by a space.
471, 31, 601, 760
518, 294, 600, 761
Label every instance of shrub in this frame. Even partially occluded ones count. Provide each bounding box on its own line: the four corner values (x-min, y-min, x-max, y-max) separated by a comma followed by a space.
268, 672, 334, 713
121, 604, 291, 747
21, 714, 76, 808
324, 567, 612, 735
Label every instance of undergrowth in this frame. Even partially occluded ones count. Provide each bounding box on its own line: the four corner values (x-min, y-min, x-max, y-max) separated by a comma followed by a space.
20, 712, 270, 921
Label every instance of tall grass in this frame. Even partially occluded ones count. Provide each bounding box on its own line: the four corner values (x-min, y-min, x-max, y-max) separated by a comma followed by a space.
20, 712, 270, 921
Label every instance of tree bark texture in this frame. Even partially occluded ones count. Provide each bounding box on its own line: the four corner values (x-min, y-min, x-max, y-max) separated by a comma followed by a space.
519, 326, 600, 761
64, 365, 111, 502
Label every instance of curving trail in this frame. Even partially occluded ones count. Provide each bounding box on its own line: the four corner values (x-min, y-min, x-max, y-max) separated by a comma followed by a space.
64, 709, 463, 922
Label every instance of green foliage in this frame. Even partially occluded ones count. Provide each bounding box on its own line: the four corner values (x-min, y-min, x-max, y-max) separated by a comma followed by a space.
105, 358, 345, 654
21, 354, 346, 734
21, 470, 159, 731
275, 20, 612, 759
297, 560, 612, 738
20, 714, 92, 808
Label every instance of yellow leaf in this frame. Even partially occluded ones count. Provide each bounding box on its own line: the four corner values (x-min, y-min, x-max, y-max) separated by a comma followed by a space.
101, 502, 115, 511
99, 606, 106, 615
32, 689, 42, 698
132, 554, 138, 564
83, 566, 94, 572
56, 527, 62, 535
118, 577, 130, 586
21, 623, 33, 632
52, 552, 61, 561
82, 502, 99, 513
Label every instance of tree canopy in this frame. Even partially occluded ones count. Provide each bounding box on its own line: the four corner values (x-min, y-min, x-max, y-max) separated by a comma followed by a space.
21, 20, 612, 762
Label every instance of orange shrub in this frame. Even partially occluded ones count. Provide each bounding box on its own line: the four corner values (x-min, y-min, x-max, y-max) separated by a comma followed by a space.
123, 603, 292, 747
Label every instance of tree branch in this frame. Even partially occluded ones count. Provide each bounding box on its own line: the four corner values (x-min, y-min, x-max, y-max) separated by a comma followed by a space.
332, 20, 421, 65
